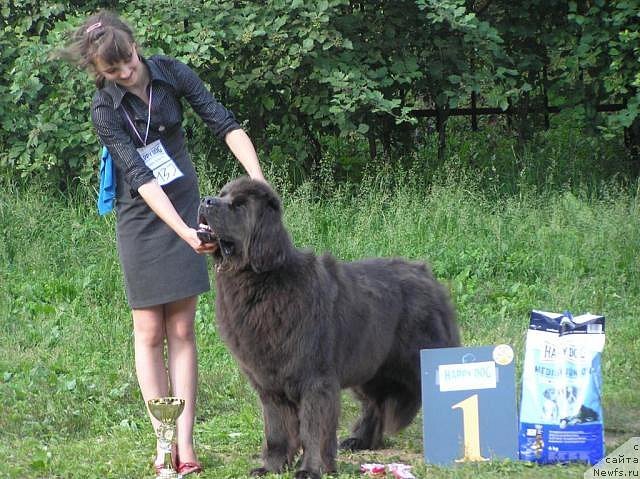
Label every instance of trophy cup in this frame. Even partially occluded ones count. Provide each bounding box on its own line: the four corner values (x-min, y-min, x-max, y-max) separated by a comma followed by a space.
148, 397, 185, 479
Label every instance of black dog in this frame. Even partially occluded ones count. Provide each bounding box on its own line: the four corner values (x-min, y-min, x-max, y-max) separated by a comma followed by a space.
198, 177, 460, 478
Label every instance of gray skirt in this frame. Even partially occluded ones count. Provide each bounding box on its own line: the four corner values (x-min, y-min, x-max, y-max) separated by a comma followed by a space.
114, 154, 209, 309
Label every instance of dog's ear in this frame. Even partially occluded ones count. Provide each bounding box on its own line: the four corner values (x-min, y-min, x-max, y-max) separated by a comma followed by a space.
247, 195, 290, 273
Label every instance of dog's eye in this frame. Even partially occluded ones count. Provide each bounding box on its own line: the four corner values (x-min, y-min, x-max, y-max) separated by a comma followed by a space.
231, 197, 246, 208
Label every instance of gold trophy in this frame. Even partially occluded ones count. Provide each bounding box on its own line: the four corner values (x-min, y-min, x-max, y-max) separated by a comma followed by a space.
148, 397, 185, 479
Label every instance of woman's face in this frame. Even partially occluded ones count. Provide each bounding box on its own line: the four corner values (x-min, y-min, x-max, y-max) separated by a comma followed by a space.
93, 43, 145, 89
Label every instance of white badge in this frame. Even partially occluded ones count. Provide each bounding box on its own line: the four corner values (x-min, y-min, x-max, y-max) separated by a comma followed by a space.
137, 140, 184, 186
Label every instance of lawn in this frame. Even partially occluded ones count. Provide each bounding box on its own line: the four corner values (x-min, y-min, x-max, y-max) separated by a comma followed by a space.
1, 164, 638, 478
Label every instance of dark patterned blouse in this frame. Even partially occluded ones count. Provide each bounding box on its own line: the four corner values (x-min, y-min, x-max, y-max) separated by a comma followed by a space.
91, 54, 240, 192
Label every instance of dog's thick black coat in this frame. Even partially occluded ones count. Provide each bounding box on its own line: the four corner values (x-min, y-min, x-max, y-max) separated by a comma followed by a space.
199, 177, 460, 479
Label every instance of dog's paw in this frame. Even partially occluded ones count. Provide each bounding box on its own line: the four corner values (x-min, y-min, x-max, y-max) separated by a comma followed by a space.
294, 470, 321, 479
249, 467, 269, 477
339, 436, 365, 451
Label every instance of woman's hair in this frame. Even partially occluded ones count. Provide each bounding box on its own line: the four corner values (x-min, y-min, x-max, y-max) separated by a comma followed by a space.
54, 10, 138, 88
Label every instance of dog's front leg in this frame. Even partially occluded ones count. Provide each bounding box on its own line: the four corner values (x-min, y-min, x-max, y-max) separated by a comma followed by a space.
296, 379, 340, 479
251, 392, 300, 476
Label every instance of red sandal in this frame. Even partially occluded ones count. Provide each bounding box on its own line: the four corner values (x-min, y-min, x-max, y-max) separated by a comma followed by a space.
177, 461, 203, 475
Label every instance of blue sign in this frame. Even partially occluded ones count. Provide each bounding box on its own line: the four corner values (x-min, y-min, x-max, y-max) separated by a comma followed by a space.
421, 345, 518, 465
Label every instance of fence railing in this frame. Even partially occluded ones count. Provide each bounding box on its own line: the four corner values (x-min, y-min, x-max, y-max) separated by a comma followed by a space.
409, 95, 629, 160
411, 101, 626, 129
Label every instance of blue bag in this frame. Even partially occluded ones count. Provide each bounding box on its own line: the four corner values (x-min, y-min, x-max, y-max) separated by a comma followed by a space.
97, 146, 115, 215
518, 310, 605, 465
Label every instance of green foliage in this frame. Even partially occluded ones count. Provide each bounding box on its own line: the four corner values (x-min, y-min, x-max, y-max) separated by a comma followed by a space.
0, 2, 98, 187
416, 0, 504, 108
1, 1, 639, 189
550, 1, 640, 135
599, 1, 640, 132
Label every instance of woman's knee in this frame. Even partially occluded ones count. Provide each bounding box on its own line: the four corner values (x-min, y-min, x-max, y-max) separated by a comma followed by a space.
167, 319, 196, 344
165, 297, 197, 343
135, 326, 166, 348
133, 308, 166, 347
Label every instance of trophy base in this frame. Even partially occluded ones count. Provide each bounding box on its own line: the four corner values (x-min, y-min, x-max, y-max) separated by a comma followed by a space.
156, 467, 181, 479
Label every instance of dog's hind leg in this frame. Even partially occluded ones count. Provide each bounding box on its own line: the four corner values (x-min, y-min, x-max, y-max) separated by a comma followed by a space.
341, 377, 421, 451
252, 392, 300, 476
339, 388, 384, 451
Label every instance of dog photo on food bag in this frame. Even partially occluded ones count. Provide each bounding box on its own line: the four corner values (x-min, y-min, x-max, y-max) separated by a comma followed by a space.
198, 177, 460, 479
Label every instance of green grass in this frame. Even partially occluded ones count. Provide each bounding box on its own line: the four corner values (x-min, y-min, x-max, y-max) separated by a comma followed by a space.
1, 155, 639, 478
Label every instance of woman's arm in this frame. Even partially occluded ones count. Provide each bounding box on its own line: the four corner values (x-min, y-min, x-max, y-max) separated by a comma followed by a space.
138, 180, 216, 253
224, 129, 265, 182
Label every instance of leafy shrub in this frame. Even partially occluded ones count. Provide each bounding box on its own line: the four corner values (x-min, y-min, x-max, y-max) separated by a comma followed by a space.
1, 0, 638, 190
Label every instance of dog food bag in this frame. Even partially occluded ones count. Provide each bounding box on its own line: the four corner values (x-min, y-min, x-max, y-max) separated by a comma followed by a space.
518, 310, 605, 465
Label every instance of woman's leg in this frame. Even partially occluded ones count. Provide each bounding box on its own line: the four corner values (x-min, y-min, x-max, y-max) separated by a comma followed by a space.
164, 295, 199, 464
132, 305, 170, 464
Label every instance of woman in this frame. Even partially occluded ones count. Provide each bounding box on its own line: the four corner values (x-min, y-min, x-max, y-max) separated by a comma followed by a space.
58, 10, 265, 476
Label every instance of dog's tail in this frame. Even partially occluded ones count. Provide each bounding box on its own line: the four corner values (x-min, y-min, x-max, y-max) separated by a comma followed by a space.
382, 388, 421, 435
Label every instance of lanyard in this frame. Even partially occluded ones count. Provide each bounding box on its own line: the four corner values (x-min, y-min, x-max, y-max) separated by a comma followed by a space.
122, 83, 153, 146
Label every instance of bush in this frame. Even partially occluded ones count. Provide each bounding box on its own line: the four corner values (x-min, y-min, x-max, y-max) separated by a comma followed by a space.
1, 1, 638, 190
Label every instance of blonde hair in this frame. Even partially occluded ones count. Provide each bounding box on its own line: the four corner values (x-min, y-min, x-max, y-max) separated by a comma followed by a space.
54, 10, 138, 88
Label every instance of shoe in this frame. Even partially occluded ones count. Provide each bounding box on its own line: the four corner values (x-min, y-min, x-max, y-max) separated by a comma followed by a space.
177, 461, 203, 475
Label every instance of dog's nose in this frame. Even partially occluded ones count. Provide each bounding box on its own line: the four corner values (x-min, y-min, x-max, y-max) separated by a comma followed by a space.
201, 196, 216, 207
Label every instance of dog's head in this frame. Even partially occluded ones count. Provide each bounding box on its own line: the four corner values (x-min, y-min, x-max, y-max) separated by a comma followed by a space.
543, 388, 557, 401
198, 177, 291, 273
564, 385, 578, 405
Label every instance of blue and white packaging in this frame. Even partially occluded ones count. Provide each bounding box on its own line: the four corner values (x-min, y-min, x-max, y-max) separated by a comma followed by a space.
518, 310, 605, 465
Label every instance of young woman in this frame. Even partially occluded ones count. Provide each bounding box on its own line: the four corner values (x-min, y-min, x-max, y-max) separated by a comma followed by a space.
58, 10, 265, 476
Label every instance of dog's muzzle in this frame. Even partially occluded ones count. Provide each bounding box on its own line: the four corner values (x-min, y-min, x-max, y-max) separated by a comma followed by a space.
197, 197, 218, 244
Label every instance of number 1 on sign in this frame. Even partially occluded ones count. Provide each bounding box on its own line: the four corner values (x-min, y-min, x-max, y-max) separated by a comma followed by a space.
451, 394, 489, 462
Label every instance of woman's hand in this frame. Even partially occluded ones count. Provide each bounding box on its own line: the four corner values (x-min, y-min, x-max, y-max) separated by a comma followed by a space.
182, 227, 219, 254
138, 181, 218, 255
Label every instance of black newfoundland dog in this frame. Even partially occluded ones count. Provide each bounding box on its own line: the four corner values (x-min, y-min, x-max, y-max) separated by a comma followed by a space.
198, 177, 460, 479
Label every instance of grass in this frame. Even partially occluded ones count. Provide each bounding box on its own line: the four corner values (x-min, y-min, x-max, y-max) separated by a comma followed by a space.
1, 133, 639, 478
